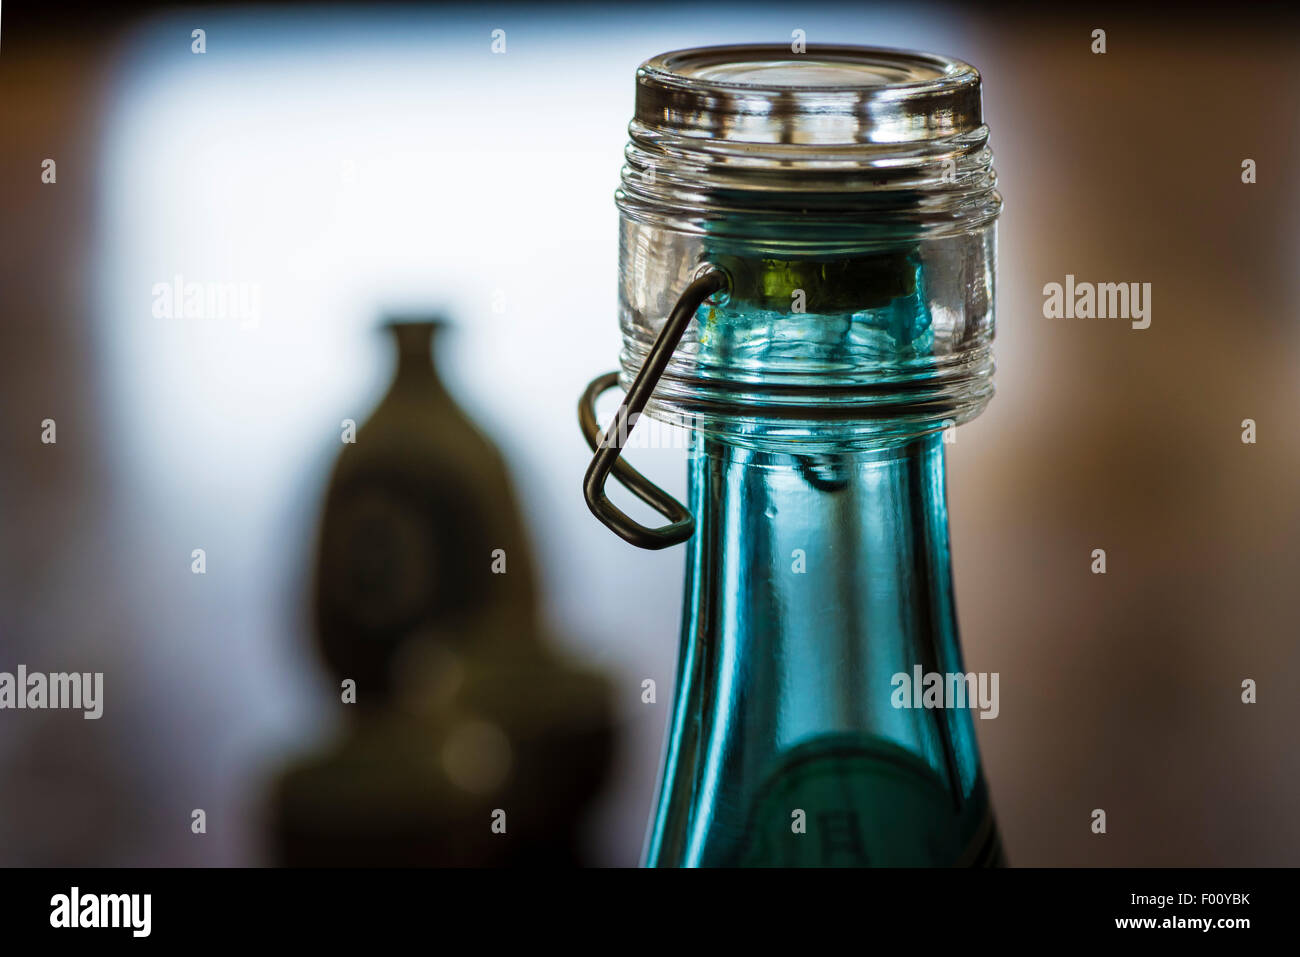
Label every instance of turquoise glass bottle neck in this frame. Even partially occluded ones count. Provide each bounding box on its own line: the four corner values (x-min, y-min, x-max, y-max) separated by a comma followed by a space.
645, 431, 1001, 867
609, 42, 1002, 868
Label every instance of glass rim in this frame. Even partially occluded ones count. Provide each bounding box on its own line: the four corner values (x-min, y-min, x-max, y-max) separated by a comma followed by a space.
635, 44, 984, 146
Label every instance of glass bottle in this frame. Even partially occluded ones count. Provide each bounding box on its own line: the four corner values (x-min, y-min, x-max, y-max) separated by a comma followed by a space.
284, 317, 613, 866
581, 45, 1004, 866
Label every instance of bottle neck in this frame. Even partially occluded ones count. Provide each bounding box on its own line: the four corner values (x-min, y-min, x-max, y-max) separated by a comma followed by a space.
384, 321, 448, 398
647, 431, 997, 866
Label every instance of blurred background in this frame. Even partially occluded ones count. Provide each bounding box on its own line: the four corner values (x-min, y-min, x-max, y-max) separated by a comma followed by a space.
1, 1, 1298, 866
